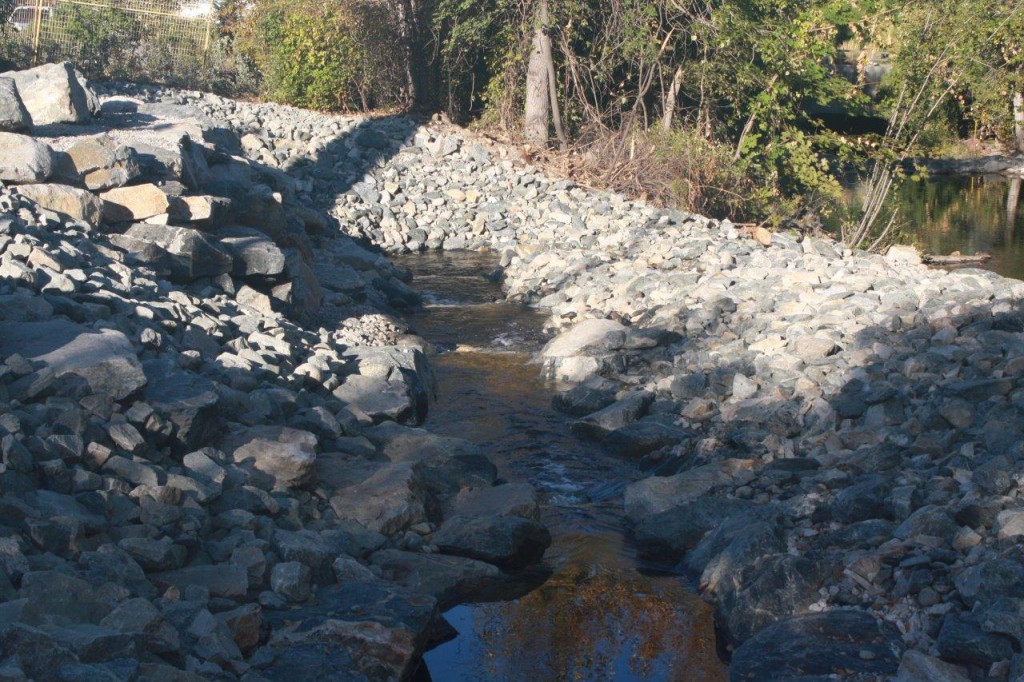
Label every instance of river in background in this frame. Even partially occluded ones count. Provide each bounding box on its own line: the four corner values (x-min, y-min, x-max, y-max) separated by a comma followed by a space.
841, 174, 1024, 280
391, 251, 724, 682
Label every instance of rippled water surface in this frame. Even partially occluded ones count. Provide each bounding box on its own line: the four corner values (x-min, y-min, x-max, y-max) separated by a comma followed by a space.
392, 251, 724, 682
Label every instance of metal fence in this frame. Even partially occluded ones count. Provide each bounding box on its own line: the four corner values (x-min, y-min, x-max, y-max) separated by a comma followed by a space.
11, 0, 214, 75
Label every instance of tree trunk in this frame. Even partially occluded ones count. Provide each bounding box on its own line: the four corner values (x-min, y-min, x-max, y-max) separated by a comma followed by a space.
540, 28, 566, 148
1007, 176, 1021, 232
524, 0, 551, 146
660, 65, 684, 132
1014, 92, 1024, 155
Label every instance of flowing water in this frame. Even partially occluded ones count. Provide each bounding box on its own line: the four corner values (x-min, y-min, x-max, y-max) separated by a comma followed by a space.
843, 174, 1024, 280
391, 251, 725, 682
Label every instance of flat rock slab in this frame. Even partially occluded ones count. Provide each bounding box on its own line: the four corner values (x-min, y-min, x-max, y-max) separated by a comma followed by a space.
0, 319, 145, 400
15, 183, 102, 225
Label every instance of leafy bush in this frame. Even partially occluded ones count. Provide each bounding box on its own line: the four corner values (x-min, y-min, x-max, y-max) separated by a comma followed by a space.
40, 3, 139, 80
236, 0, 409, 112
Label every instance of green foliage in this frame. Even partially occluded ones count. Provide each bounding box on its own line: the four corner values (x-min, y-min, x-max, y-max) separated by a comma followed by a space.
237, 0, 409, 112
42, 4, 139, 81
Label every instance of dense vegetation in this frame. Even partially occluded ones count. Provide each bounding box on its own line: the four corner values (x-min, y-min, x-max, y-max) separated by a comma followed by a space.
3, 0, 1024, 244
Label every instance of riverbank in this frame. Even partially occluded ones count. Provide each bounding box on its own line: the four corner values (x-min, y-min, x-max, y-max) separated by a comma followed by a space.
4, 65, 1024, 681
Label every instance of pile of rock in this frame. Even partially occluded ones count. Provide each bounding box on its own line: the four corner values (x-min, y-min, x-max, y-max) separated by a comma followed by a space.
0, 66, 551, 680
152, 76, 1024, 680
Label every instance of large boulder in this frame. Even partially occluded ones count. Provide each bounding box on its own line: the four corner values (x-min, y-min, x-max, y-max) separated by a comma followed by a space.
624, 460, 741, 520
0, 319, 146, 400
228, 426, 318, 490
1, 62, 99, 126
217, 226, 286, 277
0, 133, 54, 183
0, 78, 31, 132
329, 462, 429, 535
729, 610, 905, 681
14, 183, 102, 225
111, 224, 232, 282
540, 318, 627, 382
432, 514, 551, 569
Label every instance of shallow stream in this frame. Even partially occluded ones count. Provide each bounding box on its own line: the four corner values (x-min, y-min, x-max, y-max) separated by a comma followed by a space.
391, 251, 725, 681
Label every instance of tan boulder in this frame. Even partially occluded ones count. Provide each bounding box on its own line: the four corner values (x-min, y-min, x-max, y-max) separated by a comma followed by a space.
100, 183, 171, 223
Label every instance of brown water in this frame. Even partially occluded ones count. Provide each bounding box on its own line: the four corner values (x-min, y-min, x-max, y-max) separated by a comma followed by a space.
393, 251, 724, 682
843, 174, 1024, 280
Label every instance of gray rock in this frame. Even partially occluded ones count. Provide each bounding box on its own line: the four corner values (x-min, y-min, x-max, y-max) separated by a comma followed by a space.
0, 78, 30, 132
142, 359, 220, 452
118, 537, 187, 572
54, 135, 140, 190
0, 133, 52, 183
453, 483, 540, 520
0, 62, 99, 126
371, 549, 503, 609
571, 391, 653, 440
729, 610, 904, 681
0, 320, 146, 400
897, 650, 970, 682
432, 514, 551, 569
937, 613, 1015, 669
270, 561, 311, 602
217, 226, 286, 277
228, 426, 318, 490
111, 224, 232, 283
15, 183, 101, 225
329, 462, 428, 535
150, 564, 249, 599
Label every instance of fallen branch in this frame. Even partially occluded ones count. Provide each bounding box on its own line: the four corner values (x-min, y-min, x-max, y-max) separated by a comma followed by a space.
922, 251, 992, 265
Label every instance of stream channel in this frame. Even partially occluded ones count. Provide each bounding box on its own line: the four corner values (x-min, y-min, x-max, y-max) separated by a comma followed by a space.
389, 251, 725, 681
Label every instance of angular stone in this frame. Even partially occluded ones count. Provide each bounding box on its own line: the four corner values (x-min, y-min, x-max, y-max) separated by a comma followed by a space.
333, 374, 420, 425
149, 564, 249, 599
624, 460, 739, 520
0, 78, 30, 132
0, 320, 146, 400
56, 135, 140, 191
228, 426, 318, 490
112, 224, 232, 282
730, 610, 904, 680
100, 184, 171, 223
15, 183, 101, 225
371, 549, 503, 609
1, 62, 99, 126
897, 650, 970, 682
540, 318, 626, 381
270, 561, 311, 602
0, 133, 52, 183
432, 515, 551, 569
453, 483, 540, 520
571, 391, 653, 440
217, 226, 286, 277
329, 463, 428, 535
142, 359, 220, 452
118, 537, 187, 572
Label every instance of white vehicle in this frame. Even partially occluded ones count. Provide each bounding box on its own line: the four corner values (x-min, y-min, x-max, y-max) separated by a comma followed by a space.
9, 4, 51, 32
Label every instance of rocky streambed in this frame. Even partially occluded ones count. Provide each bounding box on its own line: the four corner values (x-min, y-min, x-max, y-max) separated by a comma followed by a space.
2, 61, 1024, 682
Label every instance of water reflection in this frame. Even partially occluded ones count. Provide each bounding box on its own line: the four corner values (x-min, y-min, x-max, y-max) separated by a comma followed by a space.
840, 174, 1024, 280
393, 252, 725, 681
